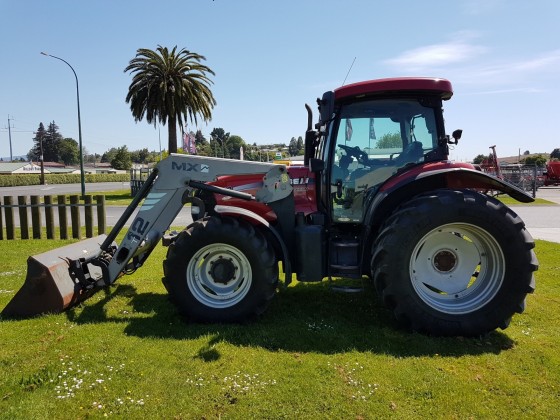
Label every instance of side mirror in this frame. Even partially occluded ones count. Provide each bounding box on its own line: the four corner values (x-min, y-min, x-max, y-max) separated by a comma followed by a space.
319, 91, 335, 124
451, 129, 463, 144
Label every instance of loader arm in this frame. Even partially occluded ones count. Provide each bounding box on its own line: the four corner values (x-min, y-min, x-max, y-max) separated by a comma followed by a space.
101, 154, 292, 285
2, 154, 292, 318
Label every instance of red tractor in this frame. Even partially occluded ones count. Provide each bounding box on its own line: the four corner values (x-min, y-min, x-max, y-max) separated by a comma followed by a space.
3, 77, 538, 337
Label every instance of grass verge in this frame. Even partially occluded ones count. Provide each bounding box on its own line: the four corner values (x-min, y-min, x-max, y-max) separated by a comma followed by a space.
0, 238, 558, 419
94, 190, 135, 206
497, 195, 555, 206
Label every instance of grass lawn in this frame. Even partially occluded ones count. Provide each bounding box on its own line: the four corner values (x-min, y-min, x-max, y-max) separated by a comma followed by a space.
0, 235, 558, 419
90, 190, 135, 206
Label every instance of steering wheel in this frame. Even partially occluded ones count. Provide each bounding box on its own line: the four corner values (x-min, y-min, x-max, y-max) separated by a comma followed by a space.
338, 144, 369, 166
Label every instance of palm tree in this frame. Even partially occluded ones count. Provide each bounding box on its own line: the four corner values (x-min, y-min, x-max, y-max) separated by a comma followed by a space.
124, 45, 216, 153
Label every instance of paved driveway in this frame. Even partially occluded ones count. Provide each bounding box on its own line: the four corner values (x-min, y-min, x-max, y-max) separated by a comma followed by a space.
512, 186, 560, 243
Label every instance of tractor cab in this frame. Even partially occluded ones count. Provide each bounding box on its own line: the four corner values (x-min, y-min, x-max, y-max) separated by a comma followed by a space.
305, 77, 454, 224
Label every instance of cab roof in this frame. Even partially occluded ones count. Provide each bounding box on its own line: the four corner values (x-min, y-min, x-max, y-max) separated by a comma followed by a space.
334, 77, 453, 101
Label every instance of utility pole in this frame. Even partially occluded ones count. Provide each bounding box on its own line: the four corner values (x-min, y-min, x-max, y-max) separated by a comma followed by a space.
7, 115, 13, 162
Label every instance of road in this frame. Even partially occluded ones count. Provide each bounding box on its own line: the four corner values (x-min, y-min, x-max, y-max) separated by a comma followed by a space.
510, 186, 560, 243
1, 183, 559, 242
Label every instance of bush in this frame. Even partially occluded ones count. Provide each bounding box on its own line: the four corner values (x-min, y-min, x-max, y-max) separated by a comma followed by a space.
0, 173, 130, 187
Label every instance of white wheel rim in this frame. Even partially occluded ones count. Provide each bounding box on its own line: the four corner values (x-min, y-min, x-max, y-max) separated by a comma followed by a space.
186, 243, 252, 308
409, 223, 505, 314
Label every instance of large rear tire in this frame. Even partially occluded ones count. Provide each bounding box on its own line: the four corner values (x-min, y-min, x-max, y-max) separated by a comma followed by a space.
371, 189, 537, 336
163, 216, 278, 323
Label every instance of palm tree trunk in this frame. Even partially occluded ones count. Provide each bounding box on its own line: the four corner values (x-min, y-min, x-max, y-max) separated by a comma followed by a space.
168, 115, 177, 154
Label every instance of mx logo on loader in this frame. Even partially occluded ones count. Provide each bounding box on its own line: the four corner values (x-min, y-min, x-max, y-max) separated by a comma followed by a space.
172, 162, 210, 173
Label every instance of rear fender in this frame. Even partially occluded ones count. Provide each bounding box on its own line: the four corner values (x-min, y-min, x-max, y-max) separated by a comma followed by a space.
413, 167, 534, 203
213, 205, 292, 285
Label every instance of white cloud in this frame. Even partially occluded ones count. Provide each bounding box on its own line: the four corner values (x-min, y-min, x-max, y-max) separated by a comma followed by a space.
384, 32, 560, 91
383, 32, 487, 72
453, 49, 560, 86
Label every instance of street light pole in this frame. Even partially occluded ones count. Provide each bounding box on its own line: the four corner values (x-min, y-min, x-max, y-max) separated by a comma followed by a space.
40, 52, 85, 197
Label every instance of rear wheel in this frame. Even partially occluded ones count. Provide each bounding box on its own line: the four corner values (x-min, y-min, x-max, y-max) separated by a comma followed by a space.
371, 189, 537, 336
163, 216, 278, 322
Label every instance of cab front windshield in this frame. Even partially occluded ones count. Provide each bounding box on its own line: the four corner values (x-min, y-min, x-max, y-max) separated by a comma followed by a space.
330, 98, 439, 222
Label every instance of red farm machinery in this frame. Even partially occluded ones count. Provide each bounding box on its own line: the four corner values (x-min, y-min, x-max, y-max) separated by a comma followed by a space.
2, 77, 538, 337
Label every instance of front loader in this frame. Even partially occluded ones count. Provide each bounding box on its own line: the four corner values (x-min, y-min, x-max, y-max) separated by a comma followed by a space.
2, 156, 293, 318
2, 77, 538, 337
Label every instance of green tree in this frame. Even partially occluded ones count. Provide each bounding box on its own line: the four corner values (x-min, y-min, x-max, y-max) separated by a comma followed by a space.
28, 122, 47, 161
28, 121, 64, 163
288, 137, 298, 156
520, 154, 547, 166
296, 136, 304, 155
138, 148, 150, 163
111, 146, 132, 170
130, 148, 151, 164
210, 127, 230, 158
124, 45, 216, 154
375, 132, 401, 149
83, 148, 100, 165
101, 147, 118, 163
195, 130, 207, 146
227, 135, 246, 160
44, 121, 63, 162
473, 154, 487, 164
58, 138, 79, 165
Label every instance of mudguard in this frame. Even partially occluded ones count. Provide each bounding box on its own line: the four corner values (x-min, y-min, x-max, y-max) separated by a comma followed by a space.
213, 205, 293, 285
413, 167, 534, 203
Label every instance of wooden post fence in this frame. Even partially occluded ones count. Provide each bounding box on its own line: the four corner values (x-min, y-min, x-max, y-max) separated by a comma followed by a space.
70, 195, 81, 239
45, 195, 54, 239
96, 195, 106, 235
0, 196, 3, 240
18, 196, 29, 240
4, 196, 15, 240
0, 194, 106, 240
31, 195, 41, 239
58, 195, 68, 240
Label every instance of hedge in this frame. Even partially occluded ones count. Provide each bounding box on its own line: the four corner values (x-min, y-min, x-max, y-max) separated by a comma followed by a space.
0, 173, 130, 187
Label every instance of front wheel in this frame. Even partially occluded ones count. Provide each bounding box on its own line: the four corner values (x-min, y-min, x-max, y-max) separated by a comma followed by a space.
163, 216, 278, 323
371, 189, 538, 336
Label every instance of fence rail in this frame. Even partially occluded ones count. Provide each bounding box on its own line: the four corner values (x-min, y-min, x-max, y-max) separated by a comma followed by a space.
479, 164, 540, 197
0, 194, 106, 240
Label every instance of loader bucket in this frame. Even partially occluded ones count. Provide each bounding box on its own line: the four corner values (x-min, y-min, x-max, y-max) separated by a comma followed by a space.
2, 235, 107, 318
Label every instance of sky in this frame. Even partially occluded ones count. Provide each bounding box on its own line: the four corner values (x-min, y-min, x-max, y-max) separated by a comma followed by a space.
1, 0, 559, 163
